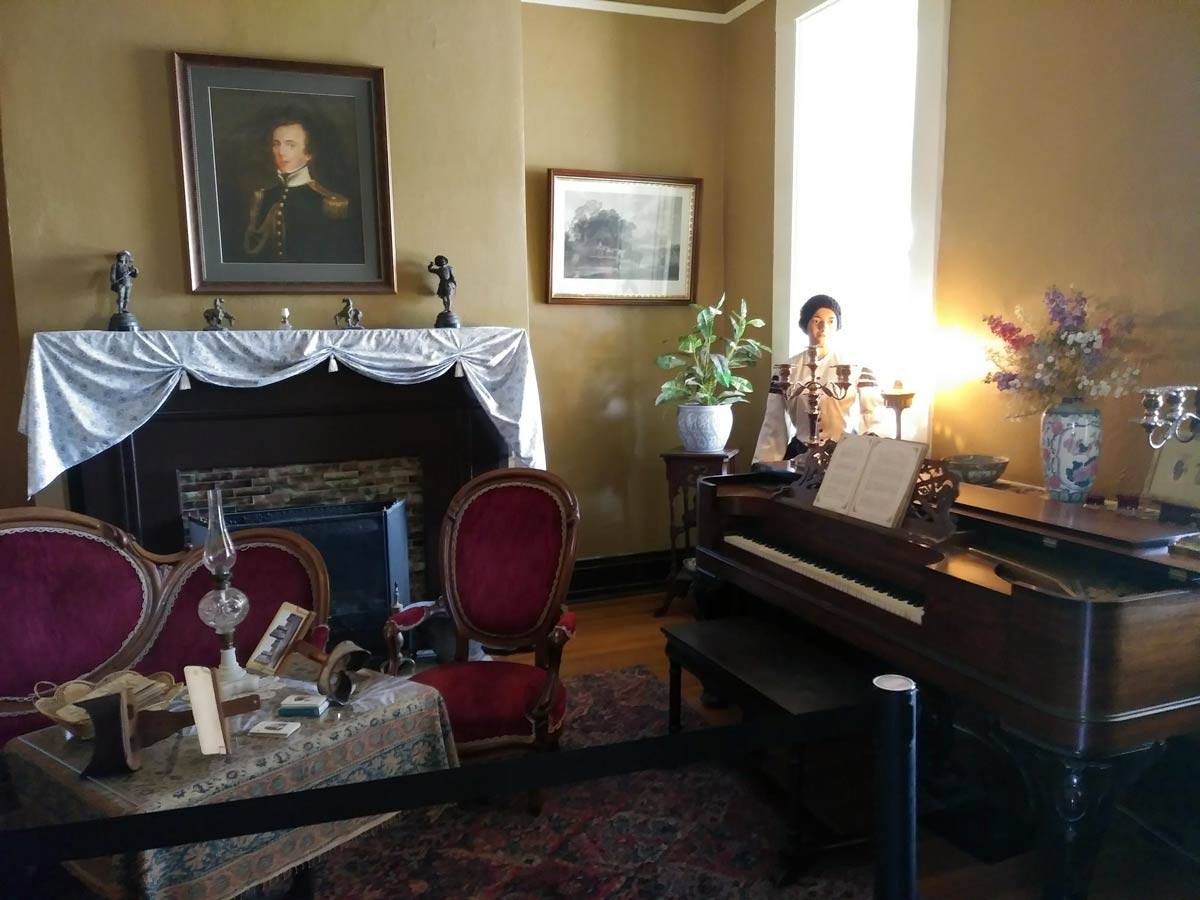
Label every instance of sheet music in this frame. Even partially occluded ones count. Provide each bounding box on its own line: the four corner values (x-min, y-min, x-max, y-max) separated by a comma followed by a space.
813, 435, 928, 528
813, 434, 875, 513
849, 440, 927, 528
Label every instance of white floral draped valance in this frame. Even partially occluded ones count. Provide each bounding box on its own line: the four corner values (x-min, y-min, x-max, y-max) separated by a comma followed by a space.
20, 327, 546, 498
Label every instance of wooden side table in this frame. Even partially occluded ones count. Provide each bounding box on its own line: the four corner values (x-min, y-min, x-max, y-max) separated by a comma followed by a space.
656, 446, 738, 617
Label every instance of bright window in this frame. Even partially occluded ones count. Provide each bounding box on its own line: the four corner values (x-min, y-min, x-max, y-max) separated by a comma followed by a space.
774, 0, 949, 440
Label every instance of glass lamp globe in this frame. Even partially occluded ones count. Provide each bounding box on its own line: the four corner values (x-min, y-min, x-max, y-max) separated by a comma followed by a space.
198, 488, 252, 685
198, 585, 250, 637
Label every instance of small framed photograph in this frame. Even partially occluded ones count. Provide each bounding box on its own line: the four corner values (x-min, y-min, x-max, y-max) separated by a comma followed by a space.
547, 169, 701, 305
247, 602, 314, 676
1145, 440, 1200, 511
174, 52, 395, 293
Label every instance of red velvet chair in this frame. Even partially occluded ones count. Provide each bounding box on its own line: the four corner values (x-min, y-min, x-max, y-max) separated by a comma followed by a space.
388, 468, 580, 774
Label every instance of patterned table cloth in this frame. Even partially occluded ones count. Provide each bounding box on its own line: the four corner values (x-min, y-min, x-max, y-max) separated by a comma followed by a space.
3, 678, 457, 900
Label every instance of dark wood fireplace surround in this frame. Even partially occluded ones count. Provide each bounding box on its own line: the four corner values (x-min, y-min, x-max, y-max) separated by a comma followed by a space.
67, 367, 508, 600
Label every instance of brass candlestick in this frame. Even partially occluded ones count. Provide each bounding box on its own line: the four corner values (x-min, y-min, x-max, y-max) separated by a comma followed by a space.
881, 380, 916, 440
780, 346, 852, 444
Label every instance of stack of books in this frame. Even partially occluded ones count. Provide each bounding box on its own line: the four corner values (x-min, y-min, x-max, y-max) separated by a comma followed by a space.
278, 694, 329, 717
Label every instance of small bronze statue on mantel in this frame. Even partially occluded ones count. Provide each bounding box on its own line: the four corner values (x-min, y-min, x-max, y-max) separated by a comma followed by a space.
107, 251, 141, 332
203, 297, 236, 331
428, 255, 460, 328
334, 297, 364, 329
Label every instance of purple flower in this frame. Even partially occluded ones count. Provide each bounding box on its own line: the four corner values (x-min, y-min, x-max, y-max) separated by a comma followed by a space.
1045, 286, 1087, 331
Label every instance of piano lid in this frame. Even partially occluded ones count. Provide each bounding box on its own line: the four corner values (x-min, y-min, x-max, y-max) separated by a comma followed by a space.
953, 483, 1198, 550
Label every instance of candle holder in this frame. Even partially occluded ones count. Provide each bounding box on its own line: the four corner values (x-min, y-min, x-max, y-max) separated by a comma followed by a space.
197, 488, 252, 687
1133, 385, 1198, 449
783, 346, 852, 444
881, 381, 916, 440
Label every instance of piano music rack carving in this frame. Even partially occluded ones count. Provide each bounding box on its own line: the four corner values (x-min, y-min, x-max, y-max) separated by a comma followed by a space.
777, 439, 960, 543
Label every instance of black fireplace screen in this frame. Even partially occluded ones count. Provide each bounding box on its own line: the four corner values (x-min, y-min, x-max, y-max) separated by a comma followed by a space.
187, 500, 409, 654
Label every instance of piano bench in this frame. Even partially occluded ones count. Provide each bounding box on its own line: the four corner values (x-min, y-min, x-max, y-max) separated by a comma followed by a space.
663, 618, 876, 875
662, 617, 875, 730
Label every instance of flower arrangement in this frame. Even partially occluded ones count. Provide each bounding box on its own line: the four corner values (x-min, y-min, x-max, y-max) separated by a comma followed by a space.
983, 286, 1140, 415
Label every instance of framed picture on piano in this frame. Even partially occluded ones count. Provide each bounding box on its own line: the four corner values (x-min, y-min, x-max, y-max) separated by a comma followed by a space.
1145, 440, 1200, 512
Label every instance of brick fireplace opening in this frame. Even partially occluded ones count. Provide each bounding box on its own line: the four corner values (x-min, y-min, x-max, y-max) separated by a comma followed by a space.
179, 457, 425, 653
177, 456, 425, 600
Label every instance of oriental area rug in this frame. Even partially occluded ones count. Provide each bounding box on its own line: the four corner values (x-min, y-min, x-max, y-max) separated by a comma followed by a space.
29, 667, 873, 900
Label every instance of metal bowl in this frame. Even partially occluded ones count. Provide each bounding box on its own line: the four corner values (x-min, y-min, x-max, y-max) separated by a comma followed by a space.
944, 454, 1009, 486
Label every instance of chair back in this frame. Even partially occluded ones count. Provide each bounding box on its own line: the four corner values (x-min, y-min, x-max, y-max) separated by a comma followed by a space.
440, 469, 579, 652
0, 508, 329, 746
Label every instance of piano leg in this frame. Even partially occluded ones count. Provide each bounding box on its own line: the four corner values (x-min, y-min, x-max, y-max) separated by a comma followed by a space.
1006, 737, 1163, 900
690, 568, 733, 707
691, 567, 726, 620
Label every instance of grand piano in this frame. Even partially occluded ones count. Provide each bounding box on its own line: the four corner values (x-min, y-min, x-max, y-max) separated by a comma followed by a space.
694, 448, 1200, 900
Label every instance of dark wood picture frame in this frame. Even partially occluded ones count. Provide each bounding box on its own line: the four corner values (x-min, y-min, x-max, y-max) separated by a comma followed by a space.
174, 52, 395, 294
546, 169, 701, 306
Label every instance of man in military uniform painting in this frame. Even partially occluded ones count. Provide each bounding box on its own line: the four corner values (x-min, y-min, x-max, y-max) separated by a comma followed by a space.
243, 117, 361, 263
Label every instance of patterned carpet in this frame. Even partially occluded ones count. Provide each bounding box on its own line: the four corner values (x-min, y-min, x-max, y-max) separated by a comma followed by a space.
314, 666, 871, 900
22, 666, 872, 900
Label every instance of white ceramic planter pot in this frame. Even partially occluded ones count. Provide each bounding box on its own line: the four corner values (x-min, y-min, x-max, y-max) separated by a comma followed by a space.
677, 404, 733, 452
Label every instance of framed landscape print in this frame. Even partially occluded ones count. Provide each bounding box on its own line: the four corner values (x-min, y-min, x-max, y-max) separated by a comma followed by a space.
547, 169, 701, 305
174, 52, 395, 294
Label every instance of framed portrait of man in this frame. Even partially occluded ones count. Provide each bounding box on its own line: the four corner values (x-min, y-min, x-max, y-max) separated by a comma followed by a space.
175, 52, 395, 293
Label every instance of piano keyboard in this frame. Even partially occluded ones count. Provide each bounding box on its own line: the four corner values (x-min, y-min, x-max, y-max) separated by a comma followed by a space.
724, 534, 925, 624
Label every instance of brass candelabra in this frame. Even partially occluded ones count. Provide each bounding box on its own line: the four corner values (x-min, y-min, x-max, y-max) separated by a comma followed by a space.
773, 346, 852, 444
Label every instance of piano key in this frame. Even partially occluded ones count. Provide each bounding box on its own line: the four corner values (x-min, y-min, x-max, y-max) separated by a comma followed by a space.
725, 534, 925, 625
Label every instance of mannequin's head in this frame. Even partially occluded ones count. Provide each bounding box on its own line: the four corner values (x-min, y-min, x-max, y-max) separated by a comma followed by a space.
798, 294, 842, 348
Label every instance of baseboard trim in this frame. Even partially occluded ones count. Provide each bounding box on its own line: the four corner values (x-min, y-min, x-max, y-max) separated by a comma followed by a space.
567, 550, 671, 602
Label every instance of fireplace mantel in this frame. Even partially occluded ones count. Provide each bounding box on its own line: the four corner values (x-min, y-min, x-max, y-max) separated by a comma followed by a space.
20, 327, 545, 498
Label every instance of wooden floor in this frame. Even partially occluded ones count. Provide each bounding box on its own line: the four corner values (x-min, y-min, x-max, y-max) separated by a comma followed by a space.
524, 592, 1200, 900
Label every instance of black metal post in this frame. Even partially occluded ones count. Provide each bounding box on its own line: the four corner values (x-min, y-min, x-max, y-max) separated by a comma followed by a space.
874, 674, 918, 900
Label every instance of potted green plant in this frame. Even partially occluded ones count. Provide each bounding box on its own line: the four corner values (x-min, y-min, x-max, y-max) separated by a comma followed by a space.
655, 296, 770, 452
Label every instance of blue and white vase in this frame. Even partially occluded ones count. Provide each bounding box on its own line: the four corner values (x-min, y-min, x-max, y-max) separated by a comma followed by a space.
1040, 398, 1102, 503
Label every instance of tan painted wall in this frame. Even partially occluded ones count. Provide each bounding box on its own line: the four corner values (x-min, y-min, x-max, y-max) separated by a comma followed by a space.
933, 0, 1200, 496
523, 5, 730, 557
0, 106, 26, 507
722, 0, 775, 480
4, 0, 1192, 538
0, 0, 531, 504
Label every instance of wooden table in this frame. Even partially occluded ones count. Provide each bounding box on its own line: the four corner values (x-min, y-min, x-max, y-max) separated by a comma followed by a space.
657, 447, 738, 616
3, 670, 457, 900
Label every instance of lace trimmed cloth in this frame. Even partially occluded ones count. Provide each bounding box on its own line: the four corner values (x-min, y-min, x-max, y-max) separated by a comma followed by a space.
20, 327, 547, 497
